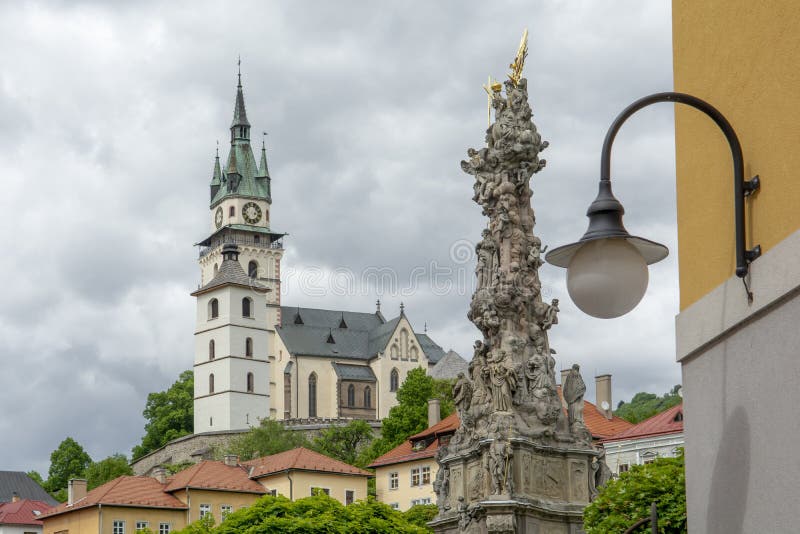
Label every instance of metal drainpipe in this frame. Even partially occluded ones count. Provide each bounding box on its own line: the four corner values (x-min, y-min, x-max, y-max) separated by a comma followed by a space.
287, 473, 293, 500
98, 503, 102, 533
186, 488, 191, 524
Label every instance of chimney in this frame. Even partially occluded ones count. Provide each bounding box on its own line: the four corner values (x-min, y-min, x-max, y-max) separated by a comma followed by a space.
428, 398, 441, 428
152, 467, 167, 484
595, 374, 613, 420
224, 454, 239, 467
11, 492, 19, 503
67, 479, 87, 505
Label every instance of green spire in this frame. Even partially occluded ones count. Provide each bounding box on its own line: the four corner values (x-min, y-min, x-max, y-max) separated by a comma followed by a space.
211, 143, 222, 185
230, 58, 250, 140
258, 137, 270, 178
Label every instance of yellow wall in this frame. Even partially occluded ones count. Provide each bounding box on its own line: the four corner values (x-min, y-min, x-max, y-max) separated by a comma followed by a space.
42, 506, 185, 534
256, 471, 368, 505
179, 489, 261, 524
673, 0, 800, 308
374, 459, 438, 512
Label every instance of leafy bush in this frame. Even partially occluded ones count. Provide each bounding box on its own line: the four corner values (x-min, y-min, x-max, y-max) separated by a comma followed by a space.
175, 493, 431, 534
583, 453, 686, 533
403, 504, 438, 529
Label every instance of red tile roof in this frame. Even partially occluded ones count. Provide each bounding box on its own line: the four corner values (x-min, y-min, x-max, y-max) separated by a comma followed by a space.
602, 403, 684, 442
41, 477, 187, 518
164, 461, 265, 494
0, 499, 52, 526
243, 447, 372, 478
369, 397, 633, 469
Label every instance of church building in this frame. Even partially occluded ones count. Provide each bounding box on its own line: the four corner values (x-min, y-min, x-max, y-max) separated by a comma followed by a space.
191, 70, 451, 434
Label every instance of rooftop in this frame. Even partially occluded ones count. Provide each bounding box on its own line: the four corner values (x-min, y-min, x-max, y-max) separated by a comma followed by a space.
244, 447, 372, 478
602, 403, 684, 443
0, 499, 52, 526
0, 471, 58, 506
164, 461, 265, 494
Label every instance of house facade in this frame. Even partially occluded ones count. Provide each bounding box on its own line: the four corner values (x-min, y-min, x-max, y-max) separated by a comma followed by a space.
0, 497, 52, 534
42, 450, 369, 534
601, 404, 684, 476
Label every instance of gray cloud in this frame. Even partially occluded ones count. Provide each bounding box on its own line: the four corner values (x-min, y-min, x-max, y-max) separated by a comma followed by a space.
0, 0, 679, 474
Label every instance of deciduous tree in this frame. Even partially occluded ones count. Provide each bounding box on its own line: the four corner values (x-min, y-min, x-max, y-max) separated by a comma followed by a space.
132, 370, 194, 460
310, 419, 374, 467
583, 452, 686, 533
47, 437, 92, 498
86, 454, 133, 490
226, 419, 308, 461
614, 385, 682, 423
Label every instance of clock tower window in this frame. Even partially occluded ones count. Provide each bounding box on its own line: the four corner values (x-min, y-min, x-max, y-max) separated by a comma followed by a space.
248, 261, 258, 278
242, 297, 252, 318
209, 340, 215, 360
247, 372, 254, 392
229, 206, 235, 217
209, 374, 215, 394
209, 299, 219, 320
245, 337, 253, 358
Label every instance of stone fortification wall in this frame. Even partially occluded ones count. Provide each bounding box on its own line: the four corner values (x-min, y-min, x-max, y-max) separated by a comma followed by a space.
131, 418, 381, 475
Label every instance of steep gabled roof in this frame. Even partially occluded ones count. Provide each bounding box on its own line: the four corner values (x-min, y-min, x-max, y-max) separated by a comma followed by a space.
430, 350, 468, 379
41, 477, 187, 518
0, 471, 58, 506
368, 413, 460, 469
243, 447, 372, 478
602, 403, 684, 442
416, 334, 446, 363
0, 499, 52, 526
164, 461, 264, 494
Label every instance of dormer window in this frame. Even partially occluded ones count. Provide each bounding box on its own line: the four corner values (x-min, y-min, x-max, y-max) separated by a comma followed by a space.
673, 411, 684, 422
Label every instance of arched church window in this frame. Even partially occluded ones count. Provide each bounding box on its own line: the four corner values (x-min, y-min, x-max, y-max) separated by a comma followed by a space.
209, 339, 215, 360
390, 369, 399, 392
308, 373, 317, 418
410, 346, 419, 361
242, 297, 252, 318
209, 298, 219, 320
209, 374, 215, 394
364, 386, 372, 408
247, 372, 254, 393
248, 261, 258, 278
400, 330, 409, 359
245, 337, 253, 358
229, 206, 235, 217
347, 384, 355, 407
390, 344, 399, 360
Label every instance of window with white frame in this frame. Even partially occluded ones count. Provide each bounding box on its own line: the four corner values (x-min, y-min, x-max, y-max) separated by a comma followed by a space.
389, 472, 399, 490
199, 504, 211, 518
421, 466, 431, 485
410, 467, 421, 486
411, 498, 432, 506
159, 523, 171, 534
345, 490, 355, 505
390, 503, 400, 510
113, 520, 125, 534
221, 505, 232, 519
135, 521, 149, 532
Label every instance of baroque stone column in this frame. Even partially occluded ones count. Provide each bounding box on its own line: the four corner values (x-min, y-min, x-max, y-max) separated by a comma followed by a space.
430, 46, 608, 534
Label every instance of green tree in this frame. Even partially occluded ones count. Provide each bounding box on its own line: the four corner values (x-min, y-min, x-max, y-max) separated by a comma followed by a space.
583, 453, 686, 533
614, 385, 682, 423
226, 419, 308, 461
46, 437, 93, 500
132, 370, 194, 460
175, 493, 430, 534
86, 454, 133, 490
310, 419, 375, 467
27, 470, 45, 487
356, 369, 454, 469
403, 504, 438, 529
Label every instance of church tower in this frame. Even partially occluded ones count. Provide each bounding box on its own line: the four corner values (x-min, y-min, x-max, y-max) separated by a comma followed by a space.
193, 69, 285, 432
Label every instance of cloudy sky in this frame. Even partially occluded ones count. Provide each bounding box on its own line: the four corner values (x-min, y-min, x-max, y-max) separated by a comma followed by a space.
0, 1, 679, 474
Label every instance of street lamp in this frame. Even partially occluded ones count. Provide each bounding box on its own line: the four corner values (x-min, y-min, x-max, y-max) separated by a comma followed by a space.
546, 92, 761, 318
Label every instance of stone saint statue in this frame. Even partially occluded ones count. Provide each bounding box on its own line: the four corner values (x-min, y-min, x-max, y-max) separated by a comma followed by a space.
488, 439, 513, 495
488, 354, 517, 412
563, 364, 586, 428
453, 372, 473, 418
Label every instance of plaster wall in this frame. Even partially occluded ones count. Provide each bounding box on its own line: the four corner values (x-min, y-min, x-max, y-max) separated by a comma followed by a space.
602, 433, 684, 476
0, 526, 41, 534
42, 507, 100, 534
371, 317, 429, 419
374, 459, 438, 512
676, 226, 800, 532
175, 489, 260, 524
209, 198, 271, 233
291, 356, 338, 419
673, 0, 800, 309
257, 471, 367, 505
99, 507, 185, 534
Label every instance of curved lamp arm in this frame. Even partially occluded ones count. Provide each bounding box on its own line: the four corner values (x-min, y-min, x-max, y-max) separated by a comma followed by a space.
601, 92, 761, 278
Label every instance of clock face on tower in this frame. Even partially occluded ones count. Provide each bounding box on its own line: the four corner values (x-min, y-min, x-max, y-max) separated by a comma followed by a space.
242, 202, 262, 224
214, 207, 223, 229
